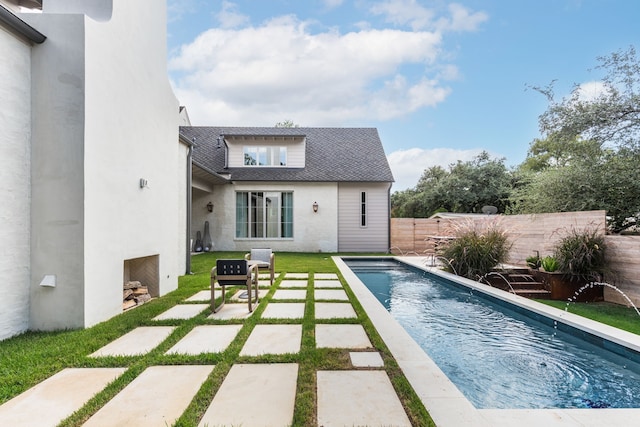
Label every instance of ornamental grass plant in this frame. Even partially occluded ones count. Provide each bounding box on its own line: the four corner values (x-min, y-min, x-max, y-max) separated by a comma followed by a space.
440, 218, 512, 280
553, 226, 607, 281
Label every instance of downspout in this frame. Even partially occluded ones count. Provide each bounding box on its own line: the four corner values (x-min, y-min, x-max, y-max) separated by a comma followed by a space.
388, 183, 392, 254
184, 137, 195, 274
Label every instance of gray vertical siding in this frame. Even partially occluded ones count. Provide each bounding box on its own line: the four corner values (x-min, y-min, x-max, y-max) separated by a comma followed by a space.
338, 182, 390, 252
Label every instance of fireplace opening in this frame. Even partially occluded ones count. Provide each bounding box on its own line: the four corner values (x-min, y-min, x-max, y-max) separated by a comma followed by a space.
123, 255, 159, 311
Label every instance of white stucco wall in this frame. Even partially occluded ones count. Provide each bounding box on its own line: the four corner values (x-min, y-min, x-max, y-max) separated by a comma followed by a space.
27, 13, 87, 331
0, 27, 32, 340
82, 0, 181, 327
209, 182, 339, 252
25, 0, 181, 330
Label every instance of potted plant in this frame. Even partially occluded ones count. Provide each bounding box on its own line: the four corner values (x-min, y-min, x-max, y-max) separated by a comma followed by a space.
537, 227, 606, 302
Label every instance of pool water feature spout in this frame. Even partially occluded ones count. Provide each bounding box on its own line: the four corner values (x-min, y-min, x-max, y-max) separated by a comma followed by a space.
566, 282, 640, 317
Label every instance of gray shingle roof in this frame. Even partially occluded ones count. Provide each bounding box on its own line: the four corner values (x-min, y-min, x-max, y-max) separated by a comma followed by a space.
180, 126, 394, 183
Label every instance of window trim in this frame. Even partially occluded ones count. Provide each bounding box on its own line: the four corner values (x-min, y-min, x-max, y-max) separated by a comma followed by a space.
235, 190, 294, 239
243, 146, 287, 167
360, 191, 367, 228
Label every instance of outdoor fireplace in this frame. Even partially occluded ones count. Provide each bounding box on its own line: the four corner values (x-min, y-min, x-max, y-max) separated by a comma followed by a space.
122, 255, 159, 310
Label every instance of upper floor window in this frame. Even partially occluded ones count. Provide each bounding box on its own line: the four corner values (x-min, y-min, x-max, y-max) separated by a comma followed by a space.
243, 146, 287, 166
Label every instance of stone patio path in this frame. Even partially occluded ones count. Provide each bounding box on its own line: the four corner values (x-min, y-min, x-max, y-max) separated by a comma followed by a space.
0, 271, 411, 427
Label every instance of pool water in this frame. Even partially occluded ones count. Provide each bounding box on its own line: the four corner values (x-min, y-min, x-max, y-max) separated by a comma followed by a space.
346, 259, 640, 409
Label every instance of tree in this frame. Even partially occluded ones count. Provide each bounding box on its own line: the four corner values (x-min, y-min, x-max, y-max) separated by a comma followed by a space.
510, 143, 640, 233
275, 120, 299, 128
519, 135, 602, 172
534, 46, 640, 149
514, 46, 640, 232
392, 152, 512, 217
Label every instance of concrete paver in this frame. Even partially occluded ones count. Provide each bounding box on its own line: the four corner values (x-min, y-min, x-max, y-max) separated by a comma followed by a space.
314, 273, 339, 280
84, 365, 213, 427
315, 289, 349, 301
185, 290, 210, 302
0, 368, 125, 427
166, 325, 243, 355
350, 351, 385, 367
314, 279, 342, 288
316, 324, 373, 349
279, 279, 308, 288
317, 370, 411, 427
285, 273, 308, 279
315, 302, 357, 319
153, 304, 209, 320
185, 287, 210, 302
272, 289, 307, 300
89, 326, 176, 357
207, 303, 256, 319
230, 288, 268, 301
199, 363, 299, 427
261, 302, 306, 319
240, 324, 302, 356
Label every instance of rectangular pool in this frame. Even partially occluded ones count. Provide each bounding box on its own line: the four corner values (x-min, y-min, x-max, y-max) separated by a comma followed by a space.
343, 257, 640, 410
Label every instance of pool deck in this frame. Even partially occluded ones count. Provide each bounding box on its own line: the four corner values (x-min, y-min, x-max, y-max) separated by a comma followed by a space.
334, 255, 640, 427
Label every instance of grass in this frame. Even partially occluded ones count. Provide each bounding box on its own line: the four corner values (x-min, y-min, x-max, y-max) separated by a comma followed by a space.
0, 252, 434, 426
537, 299, 640, 335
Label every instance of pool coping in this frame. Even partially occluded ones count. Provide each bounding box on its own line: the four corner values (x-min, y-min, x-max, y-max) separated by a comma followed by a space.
334, 256, 640, 427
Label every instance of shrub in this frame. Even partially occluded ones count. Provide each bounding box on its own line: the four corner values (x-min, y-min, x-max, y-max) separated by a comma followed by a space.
440, 219, 511, 280
526, 252, 541, 269
554, 227, 606, 280
541, 255, 559, 272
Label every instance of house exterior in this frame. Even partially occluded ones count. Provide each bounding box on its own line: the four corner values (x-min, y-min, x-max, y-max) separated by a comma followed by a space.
0, 0, 185, 340
181, 127, 395, 253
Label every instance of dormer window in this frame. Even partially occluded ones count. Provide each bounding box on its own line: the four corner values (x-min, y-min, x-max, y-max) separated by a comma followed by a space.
243, 146, 287, 166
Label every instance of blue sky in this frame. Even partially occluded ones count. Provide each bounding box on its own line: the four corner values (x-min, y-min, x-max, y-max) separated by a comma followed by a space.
166, 0, 640, 191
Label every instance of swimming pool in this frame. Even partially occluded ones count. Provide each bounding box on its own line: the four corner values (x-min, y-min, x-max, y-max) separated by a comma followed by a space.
343, 258, 640, 410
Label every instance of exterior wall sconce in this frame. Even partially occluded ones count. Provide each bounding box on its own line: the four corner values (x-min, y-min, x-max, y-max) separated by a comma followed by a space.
207, 202, 213, 212
312, 201, 319, 213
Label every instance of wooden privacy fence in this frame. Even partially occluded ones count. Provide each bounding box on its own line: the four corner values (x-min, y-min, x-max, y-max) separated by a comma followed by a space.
390, 210, 640, 306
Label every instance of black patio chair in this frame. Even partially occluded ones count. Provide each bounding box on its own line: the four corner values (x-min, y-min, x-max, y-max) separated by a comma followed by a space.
211, 259, 259, 313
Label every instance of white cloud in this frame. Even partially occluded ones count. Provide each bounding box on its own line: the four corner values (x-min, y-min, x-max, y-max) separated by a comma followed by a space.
217, 0, 250, 29
370, 1, 487, 32
387, 147, 484, 191
169, 14, 451, 125
438, 3, 488, 32
370, 0, 435, 31
167, 0, 199, 23
576, 80, 608, 101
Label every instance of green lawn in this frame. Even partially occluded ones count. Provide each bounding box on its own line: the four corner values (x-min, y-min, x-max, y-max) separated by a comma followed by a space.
0, 252, 434, 427
537, 299, 640, 335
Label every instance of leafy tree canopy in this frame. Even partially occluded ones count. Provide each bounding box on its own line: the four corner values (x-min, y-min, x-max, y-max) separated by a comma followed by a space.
392, 151, 512, 218
534, 46, 640, 149
275, 120, 299, 128
513, 46, 640, 232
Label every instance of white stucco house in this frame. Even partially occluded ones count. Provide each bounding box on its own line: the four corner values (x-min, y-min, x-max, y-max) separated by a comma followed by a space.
181, 127, 395, 254
0, 0, 186, 340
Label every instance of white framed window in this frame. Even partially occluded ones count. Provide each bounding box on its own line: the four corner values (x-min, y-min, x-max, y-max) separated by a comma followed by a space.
243, 146, 287, 166
236, 191, 293, 238
360, 191, 367, 227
